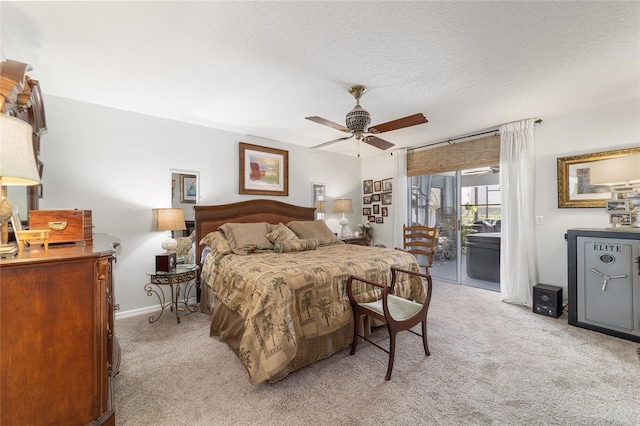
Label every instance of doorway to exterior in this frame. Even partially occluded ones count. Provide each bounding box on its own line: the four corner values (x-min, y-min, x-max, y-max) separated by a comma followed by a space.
408, 167, 501, 292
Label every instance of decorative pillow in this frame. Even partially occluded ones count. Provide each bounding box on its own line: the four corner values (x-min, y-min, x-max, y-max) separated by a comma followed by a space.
274, 238, 318, 253
176, 231, 195, 258
286, 220, 340, 246
266, 222, 299, 243
219, 222, 273, 255
199, 231, 233, 255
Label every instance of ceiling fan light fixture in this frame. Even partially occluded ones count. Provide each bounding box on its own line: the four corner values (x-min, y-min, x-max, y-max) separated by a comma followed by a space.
345, 105, 371, 132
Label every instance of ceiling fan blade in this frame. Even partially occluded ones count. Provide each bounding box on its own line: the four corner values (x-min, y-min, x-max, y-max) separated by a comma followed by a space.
368, 113, 428, 134
363, 136, 395, 150
306, 116, 349, 132
311, 135, 354, 149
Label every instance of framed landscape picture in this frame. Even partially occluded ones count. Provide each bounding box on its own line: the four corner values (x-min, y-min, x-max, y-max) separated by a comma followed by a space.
239, 142, 289, 196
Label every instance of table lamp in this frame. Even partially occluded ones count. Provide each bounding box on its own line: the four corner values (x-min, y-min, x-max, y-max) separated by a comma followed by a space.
333, 198, 352, 238
0, 115, 40, 254
152, 207, 186, 251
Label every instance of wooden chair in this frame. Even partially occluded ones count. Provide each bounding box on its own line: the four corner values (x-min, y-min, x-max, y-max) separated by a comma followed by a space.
347, 267, 433, 380
400, 224, 437, 272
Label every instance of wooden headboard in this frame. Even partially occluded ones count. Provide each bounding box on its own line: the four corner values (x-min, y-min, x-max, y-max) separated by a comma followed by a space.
194, 199, 315, 264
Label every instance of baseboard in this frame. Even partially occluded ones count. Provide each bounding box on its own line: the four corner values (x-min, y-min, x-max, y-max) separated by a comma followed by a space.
115, 296, 199, 320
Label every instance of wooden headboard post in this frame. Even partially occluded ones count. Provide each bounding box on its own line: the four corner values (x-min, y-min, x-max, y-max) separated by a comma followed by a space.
194, 199, 316, 266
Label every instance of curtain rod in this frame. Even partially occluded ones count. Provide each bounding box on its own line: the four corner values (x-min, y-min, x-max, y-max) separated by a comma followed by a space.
406, 118, 542, 152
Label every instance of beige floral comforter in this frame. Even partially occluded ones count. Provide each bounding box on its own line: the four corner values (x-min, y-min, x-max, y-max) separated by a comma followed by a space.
201, 243, 424, 384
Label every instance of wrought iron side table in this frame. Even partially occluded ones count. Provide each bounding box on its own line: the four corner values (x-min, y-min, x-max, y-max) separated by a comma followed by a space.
145, 264, 199, 323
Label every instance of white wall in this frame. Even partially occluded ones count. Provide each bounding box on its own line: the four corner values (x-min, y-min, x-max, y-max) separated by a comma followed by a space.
41, 96, 362, 316
360, 154, 395, 247
37, 96, 640, 315
362, 97, 640, 294
534, 97, 640, 290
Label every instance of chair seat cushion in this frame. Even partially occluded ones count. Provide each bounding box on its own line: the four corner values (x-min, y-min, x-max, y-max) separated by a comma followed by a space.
359, 295, 422, 321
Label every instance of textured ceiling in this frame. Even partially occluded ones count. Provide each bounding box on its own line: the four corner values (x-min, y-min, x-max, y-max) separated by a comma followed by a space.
1, 1, 638, 157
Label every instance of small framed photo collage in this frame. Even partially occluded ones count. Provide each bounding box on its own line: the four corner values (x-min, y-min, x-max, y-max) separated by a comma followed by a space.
363, 178, 392, 224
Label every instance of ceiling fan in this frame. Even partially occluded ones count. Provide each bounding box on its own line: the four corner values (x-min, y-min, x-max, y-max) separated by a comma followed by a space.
306, 85, 428, 151
461, 165, 500, 176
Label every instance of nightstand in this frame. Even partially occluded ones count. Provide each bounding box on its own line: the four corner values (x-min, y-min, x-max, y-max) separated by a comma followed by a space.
145, 264, 199, 323
341, 236, 369, 246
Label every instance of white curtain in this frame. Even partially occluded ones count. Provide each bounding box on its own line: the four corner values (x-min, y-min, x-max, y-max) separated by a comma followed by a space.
499, 119, 538, 305
393, 148, 408, 249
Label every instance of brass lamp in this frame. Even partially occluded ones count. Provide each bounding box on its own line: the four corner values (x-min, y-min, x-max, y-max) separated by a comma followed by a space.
0, 115, 40, 251
152, 208, 186, 251
333, 198, 353, 238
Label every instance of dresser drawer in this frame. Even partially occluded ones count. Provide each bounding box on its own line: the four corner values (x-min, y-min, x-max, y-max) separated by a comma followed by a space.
29, 209, 93, 244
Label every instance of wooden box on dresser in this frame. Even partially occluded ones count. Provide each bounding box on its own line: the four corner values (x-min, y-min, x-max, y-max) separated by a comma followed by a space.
0, 244, 118, 425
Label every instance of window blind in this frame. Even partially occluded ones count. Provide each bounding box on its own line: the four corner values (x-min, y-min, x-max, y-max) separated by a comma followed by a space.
407, 134, 500, 176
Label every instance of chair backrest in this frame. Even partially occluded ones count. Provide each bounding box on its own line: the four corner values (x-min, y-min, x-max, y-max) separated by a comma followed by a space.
402, 224, 437, 267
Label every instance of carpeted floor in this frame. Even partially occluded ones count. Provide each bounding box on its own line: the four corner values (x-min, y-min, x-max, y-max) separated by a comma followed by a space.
113, 280, 640, 425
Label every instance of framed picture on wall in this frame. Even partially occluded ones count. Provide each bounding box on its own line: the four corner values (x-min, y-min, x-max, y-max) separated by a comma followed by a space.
363, 196, 371, 205
363, 179, 373, 194
180, 174, 197, 203
239, 142, 289, 196
382, 178, 392, 192
363, 207, 371, 216
373, 204, 380, 215
374, 180, 382, 192
368, 215, 376, 223
381, 192, 392, 205
375, 216, 384, 224
371, 194, 381, 202
382, 207, 388, 217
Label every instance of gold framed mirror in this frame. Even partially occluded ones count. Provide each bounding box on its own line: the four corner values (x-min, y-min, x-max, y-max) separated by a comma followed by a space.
557, 147, 640, 208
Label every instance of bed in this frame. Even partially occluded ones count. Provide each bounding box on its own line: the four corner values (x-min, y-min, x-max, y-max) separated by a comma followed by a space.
195, 200, 425, 384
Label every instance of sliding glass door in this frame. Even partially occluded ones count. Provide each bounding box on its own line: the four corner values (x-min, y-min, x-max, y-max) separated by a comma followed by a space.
409, 172, 459, 283
409, 168, 502, 291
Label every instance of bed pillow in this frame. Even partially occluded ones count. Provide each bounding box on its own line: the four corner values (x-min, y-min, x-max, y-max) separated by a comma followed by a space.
266, 222, 299, 243
274, 238, 318, 254
219, 222, 274, 255
199, 231, 233, 256
286, 220, 340, 246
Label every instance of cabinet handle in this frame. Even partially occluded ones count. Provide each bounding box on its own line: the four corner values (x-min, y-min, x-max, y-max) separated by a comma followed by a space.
48, 221, 67, 231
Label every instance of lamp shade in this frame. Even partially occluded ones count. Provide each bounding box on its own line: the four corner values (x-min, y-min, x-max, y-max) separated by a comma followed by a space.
333, 198, 353, 214
0, 115, 39, 185
314, 200, 326, 213
153, 208, 187, 231
590, 154, 640, 186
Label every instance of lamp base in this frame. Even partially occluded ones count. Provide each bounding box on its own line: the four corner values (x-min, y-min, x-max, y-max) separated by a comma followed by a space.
161, 236, 178, 252
339, 216, 349, 238
0, 243, 18, 259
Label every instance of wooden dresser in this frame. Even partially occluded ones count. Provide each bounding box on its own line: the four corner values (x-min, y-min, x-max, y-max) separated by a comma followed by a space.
0, 244, 118, 425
